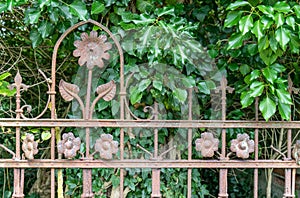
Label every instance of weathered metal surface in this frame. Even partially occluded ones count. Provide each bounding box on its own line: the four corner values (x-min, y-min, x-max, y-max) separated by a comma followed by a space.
2, 19, 298, 197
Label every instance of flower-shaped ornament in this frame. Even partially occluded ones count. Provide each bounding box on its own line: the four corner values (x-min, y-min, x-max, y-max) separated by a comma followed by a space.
57, 132, 81, 159
94, 134, 118, 160
22, 133, 38, 160
195, 132, 219, 157
73, 31, 112, 70
230, 133, 254, 159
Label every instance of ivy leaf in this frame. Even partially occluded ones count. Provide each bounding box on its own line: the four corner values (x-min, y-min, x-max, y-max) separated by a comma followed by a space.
275, 27, 290, 50
278, 102, 291, 121
239, 15, 253, 35
38, 21, 53, 39
250, 69, 260, 81
91, 1, 105, 15
257, 5, 274, 18
269, 35, 278, 52
290, 33, 300, 53
29, 29, 42, 48
227, 33, 244, 49
259, 96, 276, 121
130, 86, 143, 104
69, 0, 88, 21
247, 44, 258, 56
276, 88, 292, 105
153, 79, 162, 91
262, 67, 277, 84
286, 16, 295, 30
294, 5, 300, 18
173, 88, 187, 103
224, 11, 242, 27
239, 64, 250, 75
270, 63, 286, 73
274, 13, 284, 28
227, 1, 250, 10
251, 20, 263, 41
260, 48, 277, 66
0, 72, 11, 81
26, 10, 41, 24
41, 131, 51, 141
241, 91, 254, 108
0, 3, 7, 13
274, 1, 290, 13
261, 15, 273, 30
249, 82, 264, 98
258, 36, 269, 52
138, 79, 151, 92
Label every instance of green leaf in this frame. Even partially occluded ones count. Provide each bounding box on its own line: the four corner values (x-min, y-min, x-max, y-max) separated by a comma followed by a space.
133, 14, 155, 25
251, 20, 263, 40
41, 131, 51, 141
208, 49, 218, 58
69, 0, 88, 21
261, 16, 273, 30
30, 29, 42, 48
262, 67, 277, 84
228, 63, 239, 71
276, 88, 292, 104
173, 88, 187, 103
239, 64, 250, 75
286, 16, 295, 30
241, 91, 254, 108
258, 36, 269, 52
239, 15, 253, 35
111, 100, 120, 116
155, 7, 175, 17
270, 63, 286, 73
260, 48, 278, 66
259, 96, 276, 121
274, 13, 284, 28
138, 79, 151, 92
130, 87, 143, 104
247, 44, 258, 56
38, 21, 53, 39
0, 72, 11, 81
198, 82, 210, 94
227, 33, 244, 49
278, 102, 291, 120
182, 77, 196, 88
227, 1, 250, 10
249, 83, 264, 97
153, 80, 163, 91
136, 0, 155, 12
7, 0, 13, 12
91, 1, 105, 15
0, 3, 7, 13
224, 11, 242, 27
250, 69, 260, 81
257, 5, 274, 18
269, 35, 278, 52
275, 27, 290, 50
274, 1, 290, 13
26, 10, 41, 24
294, 5, 300, 18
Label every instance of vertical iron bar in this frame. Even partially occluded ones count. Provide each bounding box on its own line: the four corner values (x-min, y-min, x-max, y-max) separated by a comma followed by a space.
217, 77, 232, 198
254, 98, 259, 198
284, 77, 294, 198
81, 69, 94, 198
187, 88, 193, 198
151, 102, 161, 198
12, 72, 24, 198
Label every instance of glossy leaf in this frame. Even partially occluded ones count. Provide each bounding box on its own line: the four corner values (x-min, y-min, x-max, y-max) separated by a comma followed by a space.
286, 16, 295, 30
273, 1, 290, 13
259, 96, 276, 121
274, 13, 284, 28
153, 80, 162, 91
278, 102, 291, 120
261, 16, 273, 30
239, 64, 250, 75
257, 5, 274, 18
276, 88, 292, 104
224, 11, 242, 27
227, 33, 244, 49
41, 131, 51, 141
250, 84, 264, 98
294, 5, 300, 18
29, 29, 42, 48
269, 36, 278, 52
91, 1, 105, 15
0, 73, 11, 81
173, 88, 187, 103
247, 44, 258, 56
270, 63, 286, 73
251, 20, 263, 40
250, 69, 260, 81
241, 91, 254, 108
239, 15, 253, 35
38, 21, 53, 39
69, 0, 88, 21
262, 67, 277, 84
275, 27, 290, 50
138, 79, 151, 92
130, 87, 143, 104
258, 36, 269, 52
227, 1, 250, 10
0, 3, 7, 13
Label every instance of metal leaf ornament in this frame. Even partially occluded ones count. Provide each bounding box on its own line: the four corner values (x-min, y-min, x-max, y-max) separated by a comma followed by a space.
96, 80, 116, 101
59, 80, 80, 102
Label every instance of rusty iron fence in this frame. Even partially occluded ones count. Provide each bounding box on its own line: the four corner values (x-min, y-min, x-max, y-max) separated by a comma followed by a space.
0, 19, 300, 197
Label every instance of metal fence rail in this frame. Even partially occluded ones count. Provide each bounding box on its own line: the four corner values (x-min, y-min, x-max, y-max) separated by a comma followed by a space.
0, 19, 298, 198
